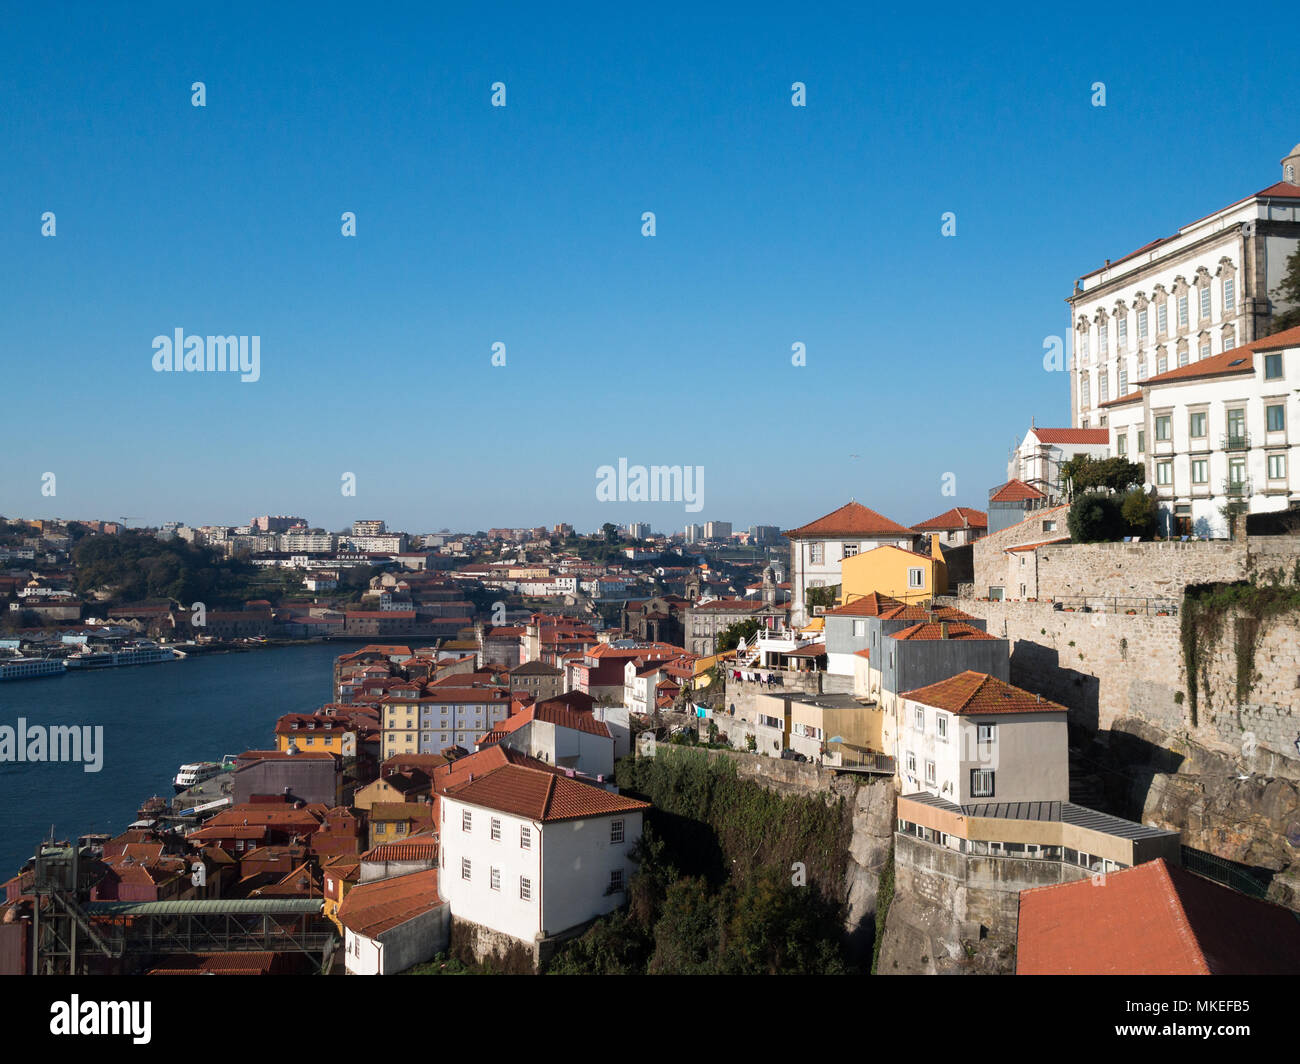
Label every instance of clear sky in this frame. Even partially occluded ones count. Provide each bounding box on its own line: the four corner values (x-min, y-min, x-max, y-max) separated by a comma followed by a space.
2, 3, 1295, 534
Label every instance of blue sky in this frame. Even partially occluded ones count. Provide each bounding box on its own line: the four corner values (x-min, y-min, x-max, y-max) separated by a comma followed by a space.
2, 3, 1295, 535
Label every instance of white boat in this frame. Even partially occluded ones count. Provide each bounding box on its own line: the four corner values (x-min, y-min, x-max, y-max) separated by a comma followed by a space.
0, 657, 67, 681
66, 642, 178, 669
173, 755, 236, 793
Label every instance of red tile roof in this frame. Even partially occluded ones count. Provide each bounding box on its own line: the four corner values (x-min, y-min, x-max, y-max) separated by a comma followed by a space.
491, 701, 612, 739
1137, 325, 1300, 387
901, 671, 1066, 715
988, 479, 1046, 503
890, 621, 996, 642
445, 764, 650, 822
336, 868, 443, 938
783, 501, 913, 538
1030, 427, 1110, 445
826, 593, 906, 617
1017, 858, 1300, 974
911, 507, 988, 532
1098, 390, 1143, 409
878, 604, 977, 623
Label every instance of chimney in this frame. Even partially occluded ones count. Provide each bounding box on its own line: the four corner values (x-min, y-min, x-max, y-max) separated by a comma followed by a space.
940, 622, 949, 640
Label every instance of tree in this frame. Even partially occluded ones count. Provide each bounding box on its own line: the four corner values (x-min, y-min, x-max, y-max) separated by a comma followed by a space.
716, 617, 759, 653
804, 584, 839, 613
1270, 244, 1300, 334
1119, 488, 1160, 538
601, 522, 621, 544
1060, 454, 1144, 496
1067, 491, 1126, 543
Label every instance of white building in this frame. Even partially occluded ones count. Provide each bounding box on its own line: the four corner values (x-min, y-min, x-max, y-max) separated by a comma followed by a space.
704, 521, 732, 540
1101, 326, 1300, 537
487, 699, 616, 779
1069, 145, 1300, 429
784, 501, 918, 626
337, 868, 449, 976
1007, 425, 1111, 503
898, 671, 1069, 805
281, 531, 336, 552
438, 763, 650, 945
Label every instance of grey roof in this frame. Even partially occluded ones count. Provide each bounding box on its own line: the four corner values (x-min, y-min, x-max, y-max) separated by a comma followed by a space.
86, 898, 323, 916
899, 792, 1177, 840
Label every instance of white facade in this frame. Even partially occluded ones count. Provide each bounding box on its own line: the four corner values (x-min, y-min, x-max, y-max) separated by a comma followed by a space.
438, 796, 643, 943
1007, 428, 1110, 502
898, 699, 1068, 805
498, 719, 616, 778
1068, 152, 1300, 429
789, 530, 915, 626
1103, 335, 1299, 537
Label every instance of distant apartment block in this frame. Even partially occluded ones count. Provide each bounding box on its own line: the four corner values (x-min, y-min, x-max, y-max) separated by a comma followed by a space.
352, 519, 387, 536
252, 515, 306, 533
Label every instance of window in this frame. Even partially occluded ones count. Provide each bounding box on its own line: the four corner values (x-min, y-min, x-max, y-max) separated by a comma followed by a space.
1177, 294, 1188, 327
1079, 333, 1089, 362
1178, 345, 1190, 368
520, 825, 531, 849
1137, 429, 1145, 454
925, 760, 936, 786
977, 723, 996, 745
1267, 404, 1286, 432
1099, 323, 1108, 354
490, 817, 501, 841
1043, 519, 1057, 532
611, 819, 624, 844
1265, 353, 1283, 380
1189, 411, 1207, 439
609, 869, 625, 892
1223, 276, 1236, 311
1117, 434, 1127, 456
1155, 415, 1171, 441
461, 857, 471, 881
1117, 318, 1127, 350
1157, 351, 1168, 375
914, 706, 925, 731
1191, 459, 1208, 484
1200, 286, 1211, 320
1138, 307, 1148, 339
1080, 375, 1090, 408
1156, 461, 1173, 485
971, 769, 995, 798
1118, 362, 1128, 394
1229, 457, 1247, 487
842, 543, 859, 558
462, 810, 472, 832
520, 877, 532, 901
1227, 408, 1246, 441
1157, 303, 1168, 335
905, 750, 916, 774
1268, 454, 1288, 480
907, 567, 925, 588
809, 542, 824, 565
1200, 341, 1211, 361
937, 715, 948, 741
490, 867, 500, 891
1099, 373, 1109, 403
852, 619, 866, 637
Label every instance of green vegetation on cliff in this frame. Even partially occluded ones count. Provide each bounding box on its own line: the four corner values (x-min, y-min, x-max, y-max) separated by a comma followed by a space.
545, 748, 858, 974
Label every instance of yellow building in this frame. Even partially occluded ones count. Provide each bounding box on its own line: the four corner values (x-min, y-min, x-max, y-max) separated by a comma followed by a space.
275, 713, 356, 756
839, 534, 946, 606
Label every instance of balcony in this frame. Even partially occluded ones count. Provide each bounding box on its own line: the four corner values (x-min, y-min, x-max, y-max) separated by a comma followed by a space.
1222, 478, 1252, 498
1221, 432, 1250, 452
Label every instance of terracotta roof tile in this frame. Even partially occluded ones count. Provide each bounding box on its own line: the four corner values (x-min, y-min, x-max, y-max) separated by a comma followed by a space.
336, 868, 442, 938
1018, 858, 1300, 974
445, 764, 649, 822
825, 593, 906, 617
889, 621, 996, 642
783, 501, 913, 538
989, 479, 1046, 503
911, 507, 988, 532
900, 671, 1065, 714
1030, 427, 1110, 445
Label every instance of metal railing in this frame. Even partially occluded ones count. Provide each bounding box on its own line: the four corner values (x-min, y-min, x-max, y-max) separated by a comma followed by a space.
1049, 595, 1180, 616
1221, 432, 1250, 452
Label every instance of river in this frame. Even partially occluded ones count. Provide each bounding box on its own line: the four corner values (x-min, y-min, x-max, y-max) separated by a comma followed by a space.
0, 642, 344, 878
